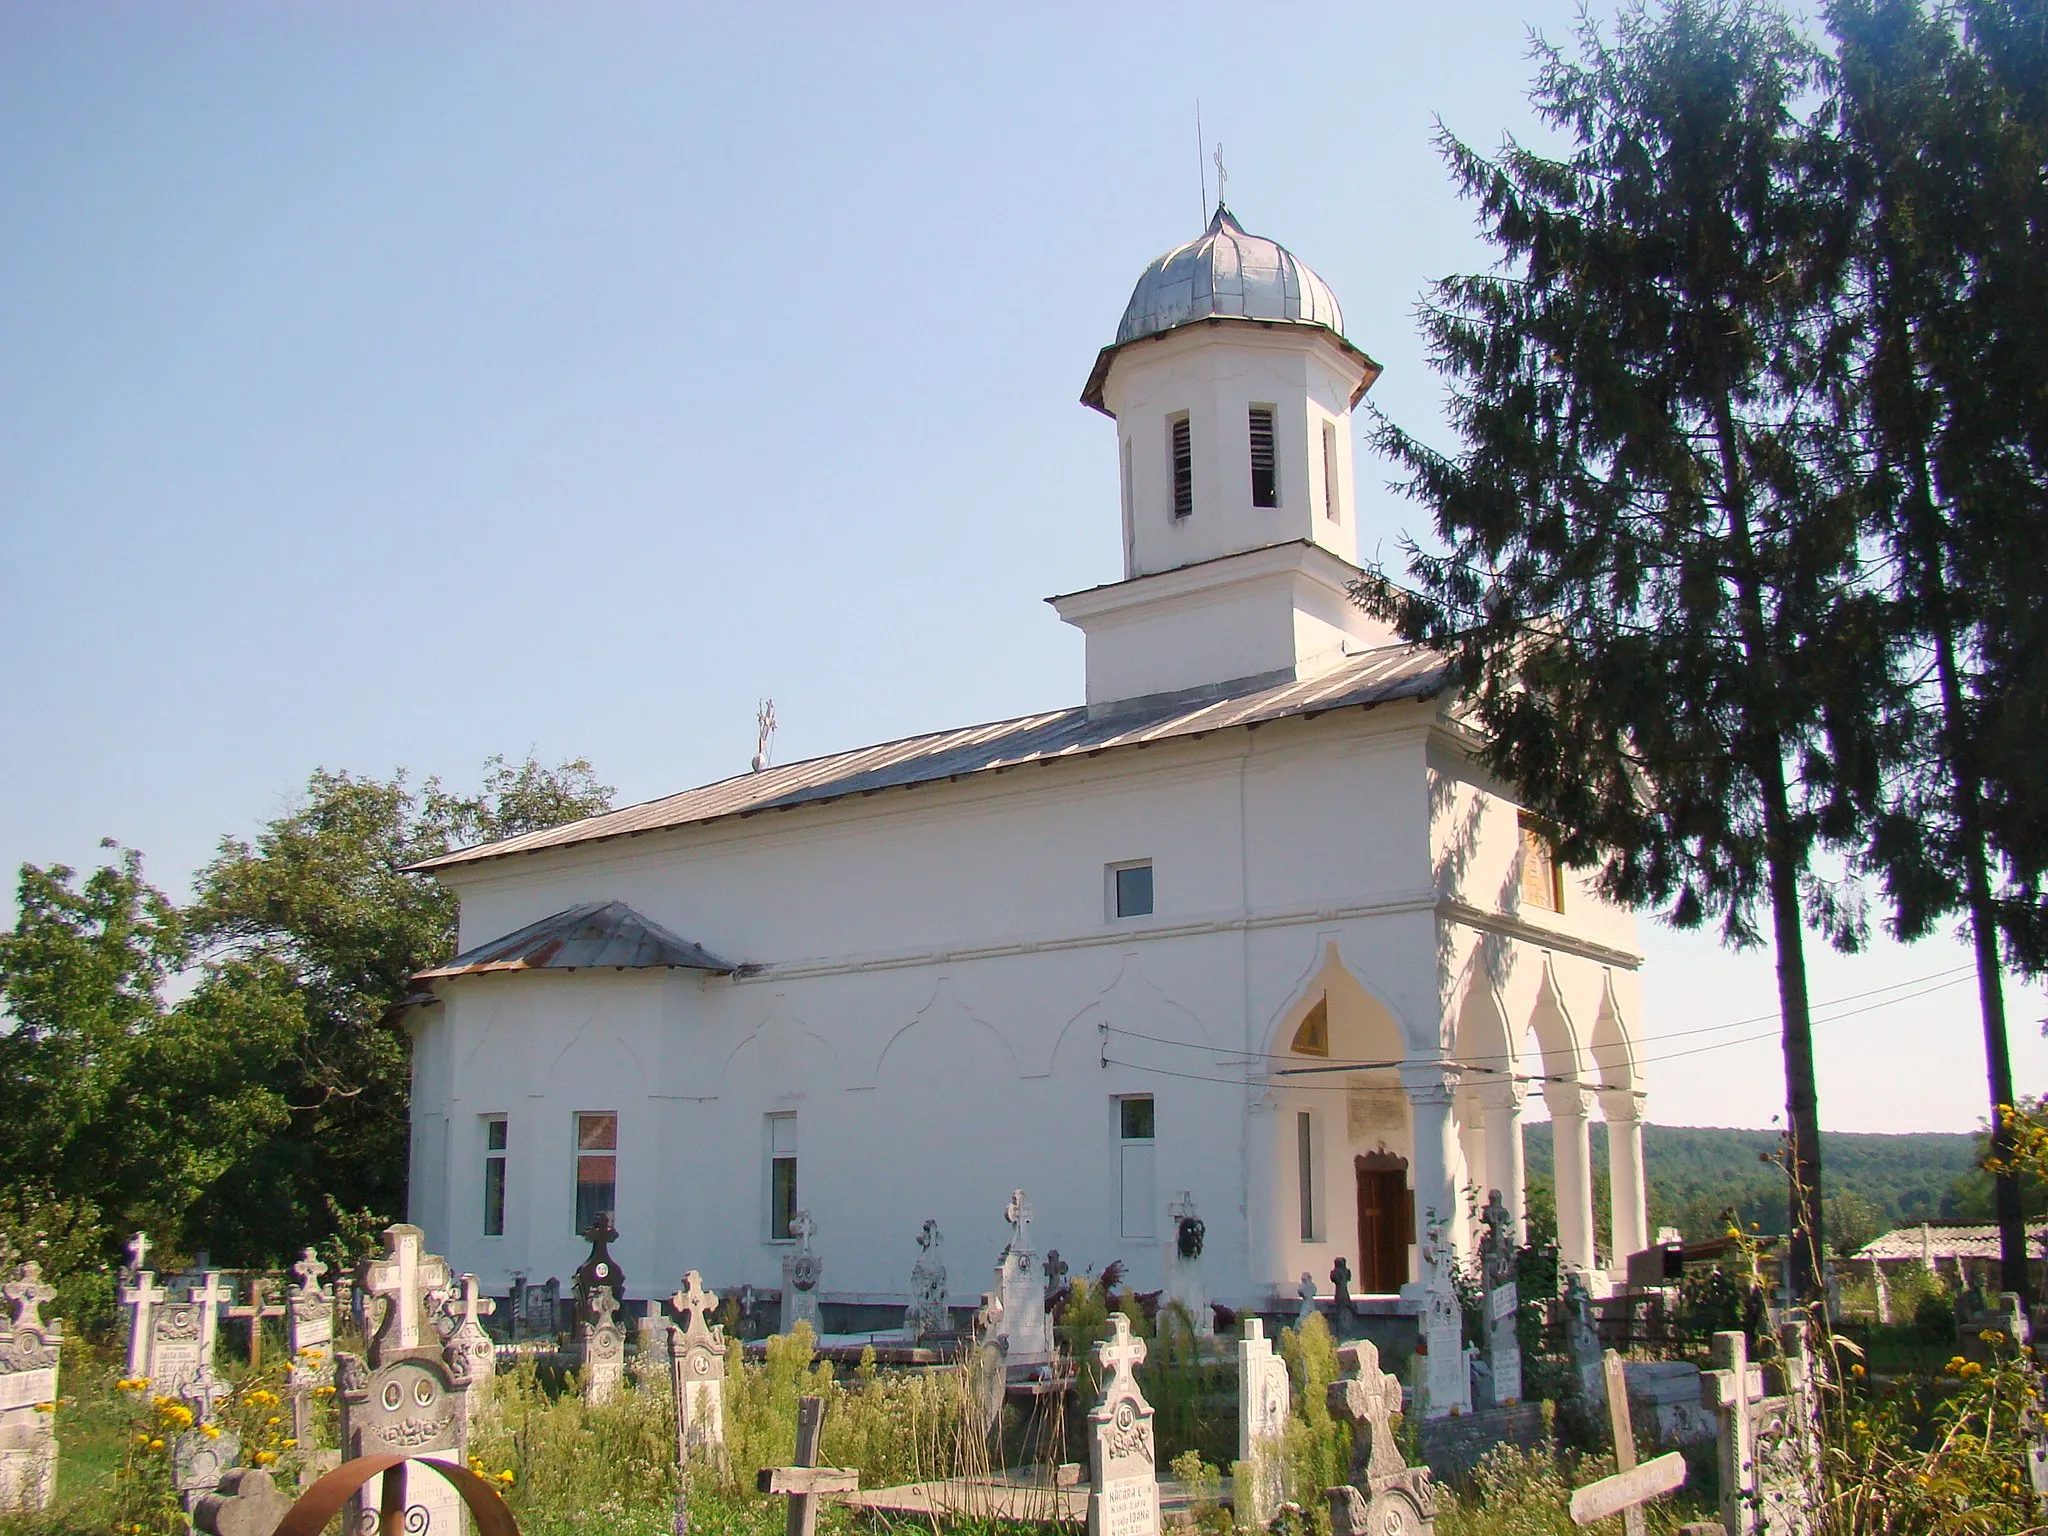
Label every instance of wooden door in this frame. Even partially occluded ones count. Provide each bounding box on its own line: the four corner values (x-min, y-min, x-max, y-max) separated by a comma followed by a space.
1355, 1156, 1413, 1294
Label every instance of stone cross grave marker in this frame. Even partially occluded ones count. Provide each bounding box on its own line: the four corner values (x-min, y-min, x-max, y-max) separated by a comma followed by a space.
444, 1275, 497, 1417
908, 1221, 948, 1341
1701, 1327, 1815, 1536
194, 1466, 296, 1536
228, 1277, 287, 1369
581, 1285, 625, 1405
1297, 1272, 1319, 1324
1478, 1189, 1522, 1407
360, 1224, 451, 1361
1086, 1313, 1159, 1536
1330, 1256, 1354, 1324
780, 1211, 823, 1336
171, 1421, 241, 1513
1326, 1339, 1435, 1536
1417, 1215, 1467, 1419
670, 1271, 728, 1463
756, 1396, 858, 1536
995, 1190, 1050, 1371
286, 1249, 335, 1449
1164, 1193, 1208, 1334
1565, 1350, 1686, 1533
121, 1237, 168, 1382
1236, 1317, 1290, 1526
149, 1272, 230, 1402
1565, 1271, 1604, 1404
0, 1263, 62, 1513
339, 1227, 472, 1536
573, 1212, 626, 1323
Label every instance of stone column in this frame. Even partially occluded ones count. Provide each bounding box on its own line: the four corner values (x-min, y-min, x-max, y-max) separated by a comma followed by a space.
1544, 1083, 1598, 1275
1245, 1099, 1284, 1294
1401, 1066, 1463, 1272
1480, 1081, 1528, 1245
1601, 1091, 1649, 1268
1457, 1091, 1489, 1227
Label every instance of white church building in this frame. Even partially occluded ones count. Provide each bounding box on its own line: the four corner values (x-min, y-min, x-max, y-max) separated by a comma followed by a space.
402, 204, 1650, 1317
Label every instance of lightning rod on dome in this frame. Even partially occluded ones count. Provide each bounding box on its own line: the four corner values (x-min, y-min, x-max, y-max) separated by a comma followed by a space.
1195, 100, 1206, 227
751, 699, 777, 774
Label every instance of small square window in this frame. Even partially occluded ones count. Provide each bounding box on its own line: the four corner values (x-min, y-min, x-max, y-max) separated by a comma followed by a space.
1111, 861, 1153, 920
1120, 1095, 1155, 1141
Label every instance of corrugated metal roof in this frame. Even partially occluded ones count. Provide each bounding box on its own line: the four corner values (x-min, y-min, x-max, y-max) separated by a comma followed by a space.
1853, 1223, 2048, 1262
410, 643, 1448, 874
415, 900, 732, 979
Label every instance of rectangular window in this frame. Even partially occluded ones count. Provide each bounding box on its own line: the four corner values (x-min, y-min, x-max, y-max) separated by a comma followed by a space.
1110, 860, 1153, 920
1249, 406, 1278, 507
574, 1112, 617, 1234
1297, 1110, 1317, 1240
767, 1112, 798, 1240
1322, 421, 1341, 522
1118, 1095, 1156, 1239
1169, 414, 1193, 519
1519, 815, 1563, 912
482, 1116, 507, 1237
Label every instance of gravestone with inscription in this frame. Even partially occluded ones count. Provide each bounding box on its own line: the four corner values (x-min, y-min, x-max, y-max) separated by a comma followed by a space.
994, 1191, 1051, 1373
1416, 1215, 1467, 1419
0, 1264, 61, 1512
149, 1273, 230, 1401
286, 1250, 334, 1449
572, 1214, 626, 1324
1326, 1340, 1435, 1536
337, 1224, 470, 1536
442, 1275, 497, 1417
668, 1272, 727, 1463
780, 1211, 823, 1336
908, 1221, 948, 1341
1086, 1314, 1159, 1536
580, 1285, 626, 1405
1236, 1318, 1290, 1526
1477, 1190, 1521, 1407
1163, 1193, 1208, 1334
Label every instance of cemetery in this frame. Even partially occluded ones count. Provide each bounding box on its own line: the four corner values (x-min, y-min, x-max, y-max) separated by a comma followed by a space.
4, 1193, 2048, 1536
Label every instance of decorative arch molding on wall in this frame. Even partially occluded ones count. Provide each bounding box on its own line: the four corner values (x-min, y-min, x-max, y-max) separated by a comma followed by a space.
863, 974, 1020, 1090
1042, 949, 1213, 1079
1257, 939, 1411, 1082
712, 994, 846, 1102
544, 1003, 649, 1090
1587, 968, 1638, 1096
1449, 971, 1521, 1090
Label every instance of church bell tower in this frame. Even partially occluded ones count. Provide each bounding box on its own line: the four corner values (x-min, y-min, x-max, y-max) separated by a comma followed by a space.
1054, 204, 1395, 713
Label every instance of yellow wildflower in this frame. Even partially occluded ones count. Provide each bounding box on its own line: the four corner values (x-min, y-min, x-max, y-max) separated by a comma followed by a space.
255, 1450, 277, 1467
1981, 1329, 2006, 1345
1850, 1364, 1865, 1378
32, 1402, 54, 1414
148, 1438, 164, 1452
202, 1424, 221, 1441
135, 1433, 151, 1445
265, 1416, 281, 1427
283, 1438, 298, 1448
497, 1471, 514, 1486
1961, 1361, 1985, 1379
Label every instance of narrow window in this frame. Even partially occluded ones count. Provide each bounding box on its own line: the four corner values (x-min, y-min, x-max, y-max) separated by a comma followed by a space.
1110, 860, 1154, 919
1119, 1095, 1157, 1239
1322, 421, 1342, 522
1519, 814, 1563, 912
1249, 406, 1278, 507
1169, 414, 1193, 520
1297, 1110, 1317, 1241
767, 1112, 798, 1240
482, 1116, 508, 1237
573, 1112, 617, 1233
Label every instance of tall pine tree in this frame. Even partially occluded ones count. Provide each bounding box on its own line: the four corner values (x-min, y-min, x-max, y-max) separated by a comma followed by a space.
1363, 0, 1879, 1297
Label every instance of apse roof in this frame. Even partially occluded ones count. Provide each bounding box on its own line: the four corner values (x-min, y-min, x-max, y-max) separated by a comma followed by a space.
409, 641, 1449, 874
415, 900, 733, 978
1116, 203, 1344, 346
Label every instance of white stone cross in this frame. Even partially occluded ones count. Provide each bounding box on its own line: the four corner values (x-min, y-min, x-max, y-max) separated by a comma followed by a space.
671, 1271, 717, 1332
360, 1223, 450, 1356
1005, 1189, 1033, 1255
291, 1248, 328, 1297
588, 1285, 621, 1331
6, 1262, 57, 1332
1328, 1341, 1405, 1485
788, 1209, 816, 1254
127, 1232, 153, 1276
453, 1272, 495, 1331
1095, 1310, 1147, 1389
1167, 1192, 1196, 1224
190, 1271, 232, 1363
182, 1372, 231, 1425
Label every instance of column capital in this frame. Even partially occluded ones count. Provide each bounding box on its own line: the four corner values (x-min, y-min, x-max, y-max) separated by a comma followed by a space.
1598, 1088, 1647, 1123
1399, 1061, 1461, 1104
1542, 1079, 1595, 1120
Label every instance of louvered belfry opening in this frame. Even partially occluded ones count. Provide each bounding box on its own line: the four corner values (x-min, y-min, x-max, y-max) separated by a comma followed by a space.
1249, 405, 1278, 508
1169, 414, 1193, 519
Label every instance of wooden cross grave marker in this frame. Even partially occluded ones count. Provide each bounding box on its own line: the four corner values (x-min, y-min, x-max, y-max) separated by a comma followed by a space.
1568, 1350, 1686, 1530
757, 1395, 858, 1536
227, 1276, 288, 1368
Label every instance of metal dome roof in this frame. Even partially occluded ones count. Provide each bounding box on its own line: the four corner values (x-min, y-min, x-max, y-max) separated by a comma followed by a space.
1114, 203, 1344, 346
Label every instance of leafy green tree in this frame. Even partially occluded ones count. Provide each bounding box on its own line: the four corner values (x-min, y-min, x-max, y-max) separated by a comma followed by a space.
0, 847, 296, 1254
1826, 0, 2048, 1295
1362, 0, 1878, 1298
182, 755, 614, 1258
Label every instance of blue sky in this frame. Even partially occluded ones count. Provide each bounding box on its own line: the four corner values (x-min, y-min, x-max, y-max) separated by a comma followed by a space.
3, 1, 2040, 1135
